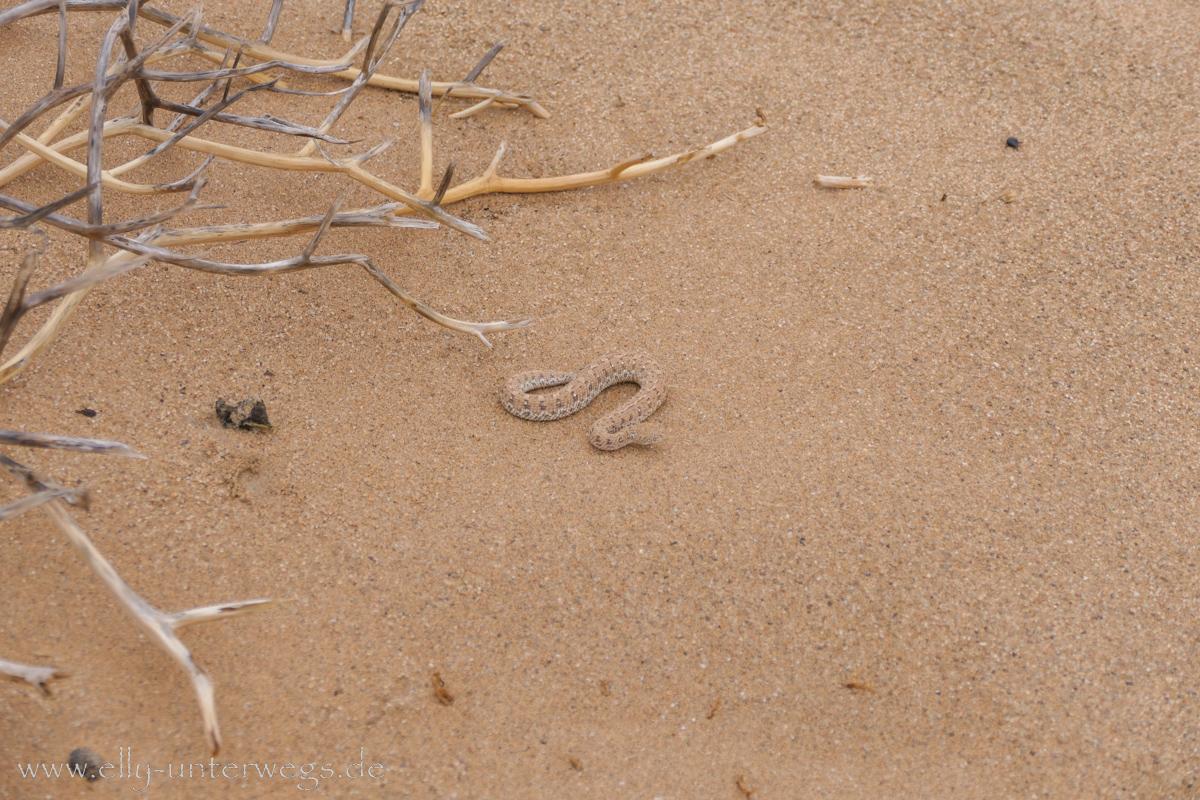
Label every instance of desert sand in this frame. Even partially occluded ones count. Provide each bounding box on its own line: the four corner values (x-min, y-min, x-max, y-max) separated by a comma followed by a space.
3, 0, 1200, 796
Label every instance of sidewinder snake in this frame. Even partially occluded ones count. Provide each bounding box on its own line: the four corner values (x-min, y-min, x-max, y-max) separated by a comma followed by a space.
500, 351, 667, 450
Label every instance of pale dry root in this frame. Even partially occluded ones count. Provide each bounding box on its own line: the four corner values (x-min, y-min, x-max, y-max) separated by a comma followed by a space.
0, 0, 766, 754
814, 174, 872, 188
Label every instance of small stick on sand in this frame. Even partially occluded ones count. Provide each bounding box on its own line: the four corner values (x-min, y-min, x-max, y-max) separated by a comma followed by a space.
0, 658, 68, 695
843, 680, 876, 693
431, 672, 455, 705
0, 429, 144, 458
814, 174, 873, 189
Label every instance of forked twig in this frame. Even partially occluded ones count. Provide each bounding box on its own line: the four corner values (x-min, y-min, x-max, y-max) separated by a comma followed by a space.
44, 500, 270, 755
0, 658, 68, 694
436, 39, 506, 119
0, 453, 273, 755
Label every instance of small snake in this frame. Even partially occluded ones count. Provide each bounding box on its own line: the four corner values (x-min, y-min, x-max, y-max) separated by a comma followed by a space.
500, 351, 668, 450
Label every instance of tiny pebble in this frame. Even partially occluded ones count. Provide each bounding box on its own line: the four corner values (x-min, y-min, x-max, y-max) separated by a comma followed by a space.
1006, 137, 1020, 149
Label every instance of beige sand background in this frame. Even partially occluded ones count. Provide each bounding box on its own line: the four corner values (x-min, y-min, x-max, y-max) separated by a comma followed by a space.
3, 0, 1200, 796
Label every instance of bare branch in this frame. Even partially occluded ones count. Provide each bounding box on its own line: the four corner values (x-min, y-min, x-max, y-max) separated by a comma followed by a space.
0, 429, 144, 457
165, 46, 237, 133
0, 184, 91, 230
267, 84, 355, 98
0, 123, 207, 195
166, 599, 276, 631
360, 260, 531, 348
136, 50, 357, 81
0, 250, 147, 385
345, 138, 393, 167
19, 251, 154, 316
463, 39, 506, 85
153, 97, 358, 144
299, 0, 425, 154
54, 0, 67, 90
0, 248, 40, 357
814, 174, 873, 189
138, 82, 280, 164
419, 68, 433, 195
300, 192, 344, 260
4, 0, 550, 117
0, 188, 418, 278
432, 161, 455, 206
258, 0, 284, 44
57, 505, 262, 754
0, 190, 438, 246
0, 452, 90, 511
119, 21, 162, 126
0, 453, 271, 756
154, 203, 437, 246
448, 96, 494, 120
432, 121, 770, 205
0, 0, 77, 29
0, 10, 193, 153
0, 177, 208, 237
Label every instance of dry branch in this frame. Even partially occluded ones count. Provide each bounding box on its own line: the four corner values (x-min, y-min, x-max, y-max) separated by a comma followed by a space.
10, 0, 550, 116
0, 428, 144, 457
0, 452, 272, 755
42, 499, 271, 755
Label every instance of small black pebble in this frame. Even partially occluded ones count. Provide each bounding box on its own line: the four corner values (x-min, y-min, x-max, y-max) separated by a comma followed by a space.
69, 748, 102, 781
75, 408, 98, 418
1006, 137, 1020, 149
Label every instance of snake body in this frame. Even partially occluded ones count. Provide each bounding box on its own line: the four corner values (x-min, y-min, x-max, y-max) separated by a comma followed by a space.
501, 351, 667, 450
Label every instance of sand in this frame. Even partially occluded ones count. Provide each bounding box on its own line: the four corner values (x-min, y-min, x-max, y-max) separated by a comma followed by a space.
3, 0, 1199, 796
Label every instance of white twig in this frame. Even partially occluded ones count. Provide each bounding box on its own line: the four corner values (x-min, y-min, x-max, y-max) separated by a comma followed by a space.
814, 174, 873, 189
0, 429, 144, 457
38, 498, 271, 755
0, 657, 67, 694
